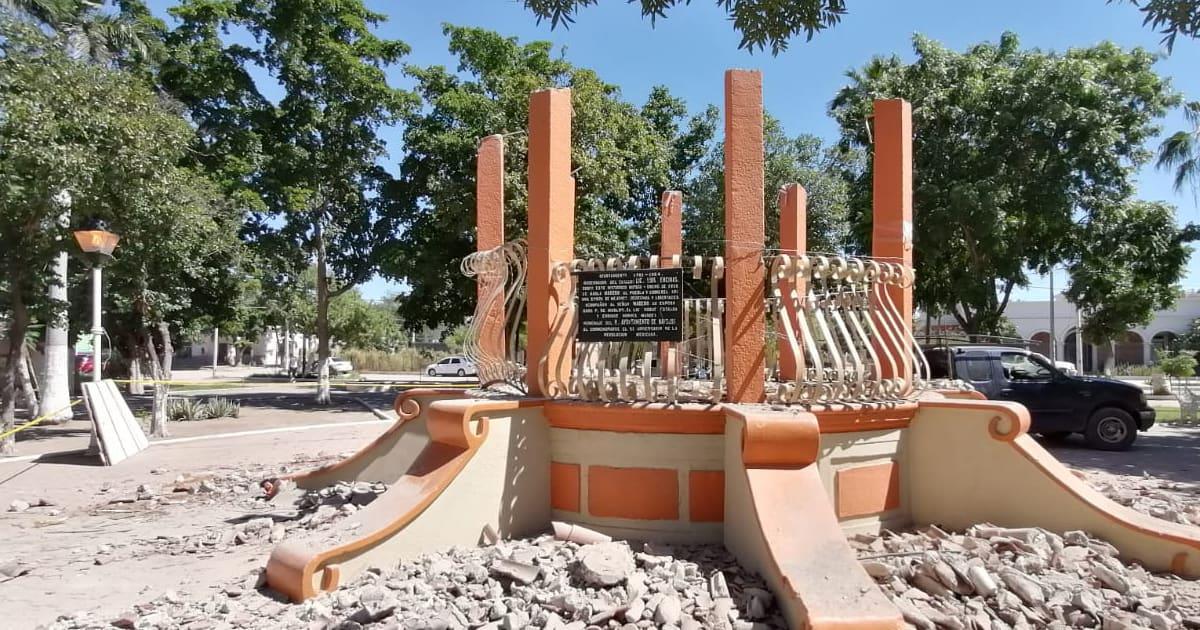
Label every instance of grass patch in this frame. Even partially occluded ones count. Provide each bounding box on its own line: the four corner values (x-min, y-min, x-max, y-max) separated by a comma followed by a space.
1155, 406, 1181, 423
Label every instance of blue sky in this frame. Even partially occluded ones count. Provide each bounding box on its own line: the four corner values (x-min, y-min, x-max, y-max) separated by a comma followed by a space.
148, 0, 1200, 302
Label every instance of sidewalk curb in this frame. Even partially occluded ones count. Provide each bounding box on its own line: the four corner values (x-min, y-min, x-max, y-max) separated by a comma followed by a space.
347, 395, 395, 422
0, 419, 391, 466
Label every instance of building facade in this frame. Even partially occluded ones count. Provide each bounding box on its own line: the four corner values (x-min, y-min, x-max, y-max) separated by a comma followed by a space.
925, 294, 1200, 373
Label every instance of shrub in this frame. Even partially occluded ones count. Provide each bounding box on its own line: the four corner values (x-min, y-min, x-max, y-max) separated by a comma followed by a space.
204, 396, 241, 419
341, 347, 436, 373
1112, 363, 1156, 377
167, 397, 208, 422
1157, 351, 1197, 380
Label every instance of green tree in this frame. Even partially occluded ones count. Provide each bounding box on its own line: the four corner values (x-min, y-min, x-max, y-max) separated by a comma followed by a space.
830, 33, 1187, 338
2, 0, 163, 424
1065, 201, 1199, 342
163, 0, 415, 404
381, 26, 716, 330
522, 0, 846, 54
683, 114, 856, 257
1156, 101, 1200, 194
329, 289, 403, 351
1119, 0, 1200, 51
0, 21, 225, 446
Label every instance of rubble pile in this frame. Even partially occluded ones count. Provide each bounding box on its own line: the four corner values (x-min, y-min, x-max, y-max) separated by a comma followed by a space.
49, 536, 784, 630
852, 525, 1200, 629
132, 478, 389, 559
1086, 470, 1200, 527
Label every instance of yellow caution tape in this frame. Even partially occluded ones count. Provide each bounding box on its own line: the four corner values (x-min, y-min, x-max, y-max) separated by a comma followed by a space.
0, 399, 84, 442
108, 379, 477, 387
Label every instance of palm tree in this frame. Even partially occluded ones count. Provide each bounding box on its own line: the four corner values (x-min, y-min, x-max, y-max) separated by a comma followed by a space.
1158, 101, 1200, 195
1, 0, 153, 63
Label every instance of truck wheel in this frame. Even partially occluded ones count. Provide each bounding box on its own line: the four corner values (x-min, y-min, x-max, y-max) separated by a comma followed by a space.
1084, 408, 1137, 451
427, 368, 436, 376
456, 369, 465, 377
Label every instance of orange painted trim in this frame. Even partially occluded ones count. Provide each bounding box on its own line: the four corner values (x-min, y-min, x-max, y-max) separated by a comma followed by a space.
918, 398, 1030, 442
279, 388, 469, 486
395, 388, 471, 420
588, 466, 679, 520
266, 398, 540, 601
544, 401, 725, 434
739, 463, 904, 628
812, 402, 918, 434
550, 461, 581, 513
936, 389, 987, 401
919, 398, 1200, 575
725, 405, 820, 468
835, 462, 900, 519
689, 470, 725, 523
1014, 436, 1200, 571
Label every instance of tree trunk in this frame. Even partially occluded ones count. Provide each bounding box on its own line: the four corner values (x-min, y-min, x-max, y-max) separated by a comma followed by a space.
15, 341, 39, 415
143, 326, 170, 438
40, 249, 72, 423
129, 355, 145, 395
2, 292, 30, 455
316, 217, 332, 405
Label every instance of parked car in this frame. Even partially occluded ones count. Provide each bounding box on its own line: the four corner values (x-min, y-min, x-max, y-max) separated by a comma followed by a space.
75, 352, 94, 375
304, 357, 354, 376
426, 356, 477, 377
923, 345, 1155, 450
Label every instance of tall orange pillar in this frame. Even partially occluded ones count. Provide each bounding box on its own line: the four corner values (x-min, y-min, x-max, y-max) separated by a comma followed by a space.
778, 184, 806, 382
526, 89, 575, 396
477, 134, 506, 360
659, 190, 682, 378
872, 99, 914, 387
723, 70, 766, 403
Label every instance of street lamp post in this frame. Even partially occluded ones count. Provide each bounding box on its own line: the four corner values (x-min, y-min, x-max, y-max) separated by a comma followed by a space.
73, 220, 120, 383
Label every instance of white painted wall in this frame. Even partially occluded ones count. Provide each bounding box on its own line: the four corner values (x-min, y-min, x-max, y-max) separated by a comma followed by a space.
921, 293, 1200, 371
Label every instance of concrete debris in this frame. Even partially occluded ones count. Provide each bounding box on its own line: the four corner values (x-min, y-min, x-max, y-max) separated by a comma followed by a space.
853, 525, 1191, 629
49, 536, 784, 629
8, 499, 30, 512
573, 541, 635, 586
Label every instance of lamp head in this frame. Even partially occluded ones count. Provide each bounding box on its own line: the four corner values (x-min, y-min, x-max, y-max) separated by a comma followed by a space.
73, 218, 119, 265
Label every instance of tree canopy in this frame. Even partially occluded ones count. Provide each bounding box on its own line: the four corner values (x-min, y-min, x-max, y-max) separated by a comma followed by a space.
0, 18, 237, 439
831, 32, 1193, 339
381, 25, 717, 330
1121, 0, 1200, 51
161, 0, 414, 401
522, 0, 847, 54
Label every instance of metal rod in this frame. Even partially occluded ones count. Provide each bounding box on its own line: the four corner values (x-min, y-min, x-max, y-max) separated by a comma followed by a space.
1049, 267, 1057, 362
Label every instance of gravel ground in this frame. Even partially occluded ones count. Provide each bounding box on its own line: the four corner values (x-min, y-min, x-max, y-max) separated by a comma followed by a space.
44, 535, 784, 630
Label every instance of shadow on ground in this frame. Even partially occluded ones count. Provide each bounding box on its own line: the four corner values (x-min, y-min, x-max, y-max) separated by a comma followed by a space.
1041, 426, 1200, 487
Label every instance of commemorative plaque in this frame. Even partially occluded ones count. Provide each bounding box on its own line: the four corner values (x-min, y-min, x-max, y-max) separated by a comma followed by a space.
576, 267, 684, 342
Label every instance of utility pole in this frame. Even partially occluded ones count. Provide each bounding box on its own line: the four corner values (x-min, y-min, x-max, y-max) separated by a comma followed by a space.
1049, 268, 1057, 362
1076, 307, 1084, 372
212, 327, 219, 378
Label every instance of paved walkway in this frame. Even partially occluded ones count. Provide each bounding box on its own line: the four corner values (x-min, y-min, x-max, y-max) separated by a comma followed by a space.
4, 388, 398, 461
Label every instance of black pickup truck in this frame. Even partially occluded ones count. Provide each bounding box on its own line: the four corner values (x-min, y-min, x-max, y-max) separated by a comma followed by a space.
923, 345, 1155, 450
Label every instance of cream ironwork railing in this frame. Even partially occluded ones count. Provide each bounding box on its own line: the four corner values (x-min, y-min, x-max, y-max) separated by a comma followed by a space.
462, 244, 929, 404
460, 240, 528, 392
768, 254, 929, 404
538, 255, 727, 404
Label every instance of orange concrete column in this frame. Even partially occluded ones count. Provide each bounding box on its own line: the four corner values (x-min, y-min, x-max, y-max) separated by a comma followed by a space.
872, 99, 914, 387
777, 184, 806, 382
659, 190, 683, 379
723, 70, 766, 403
526, 89, 575, 396
477, 134, 506, 361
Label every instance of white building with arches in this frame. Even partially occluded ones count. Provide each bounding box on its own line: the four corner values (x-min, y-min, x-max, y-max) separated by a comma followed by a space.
923, 293, 1200, 373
